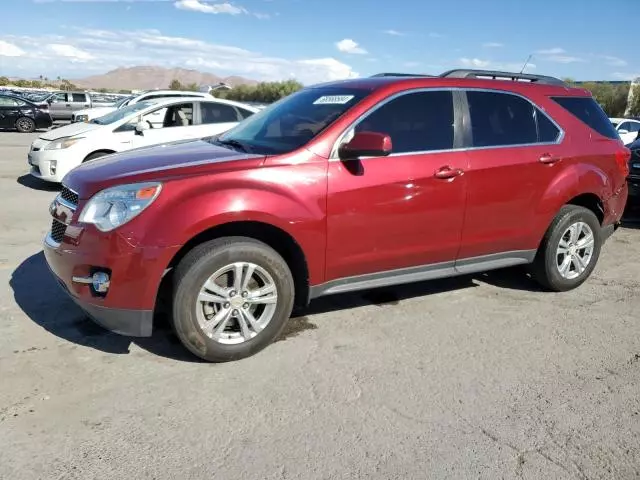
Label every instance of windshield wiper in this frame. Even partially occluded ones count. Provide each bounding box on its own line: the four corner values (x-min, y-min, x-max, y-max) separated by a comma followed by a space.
214, 138, 252, 153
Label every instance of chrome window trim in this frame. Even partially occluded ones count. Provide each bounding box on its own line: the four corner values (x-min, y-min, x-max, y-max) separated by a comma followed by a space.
328, 87, 565, 161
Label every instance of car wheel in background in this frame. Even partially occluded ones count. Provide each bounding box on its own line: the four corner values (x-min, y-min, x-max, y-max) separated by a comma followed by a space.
15, 117, 36, 133
83, 152, 111, 163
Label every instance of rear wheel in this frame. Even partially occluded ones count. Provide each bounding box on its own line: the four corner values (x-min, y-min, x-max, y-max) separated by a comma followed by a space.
531, 205, 602, 291
172, 237, 295, 362
15, 117, 36, 133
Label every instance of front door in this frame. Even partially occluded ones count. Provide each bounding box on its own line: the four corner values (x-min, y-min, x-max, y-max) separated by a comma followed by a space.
50, 92, 71, 120
458, 89, 565, 260
326, 89, 468, 281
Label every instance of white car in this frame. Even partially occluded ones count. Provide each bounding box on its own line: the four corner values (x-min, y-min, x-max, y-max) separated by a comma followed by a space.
28, 96, 258, 183
71, 90, 214, 123
610, 117, 640, 145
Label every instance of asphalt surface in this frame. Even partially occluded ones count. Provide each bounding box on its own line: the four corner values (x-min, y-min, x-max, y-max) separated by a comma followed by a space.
1, 130, 640, 479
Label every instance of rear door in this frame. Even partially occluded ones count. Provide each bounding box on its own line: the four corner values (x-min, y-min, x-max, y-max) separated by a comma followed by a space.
197, 101, 246, 136
458, 89, 564, 260
0, 97, 19, 128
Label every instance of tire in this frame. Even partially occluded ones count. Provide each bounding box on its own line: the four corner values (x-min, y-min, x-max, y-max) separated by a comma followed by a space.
83, 151, 110, 163
15, 117, 36, 133
531, 205, 602, 292
172, 237, 295, 362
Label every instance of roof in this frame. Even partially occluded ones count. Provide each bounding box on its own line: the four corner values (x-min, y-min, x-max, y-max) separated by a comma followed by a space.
308, 69, 586, 96
134, 95, 260, 111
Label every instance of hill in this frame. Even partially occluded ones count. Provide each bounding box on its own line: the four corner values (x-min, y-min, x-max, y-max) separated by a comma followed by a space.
73, 66, 258, 91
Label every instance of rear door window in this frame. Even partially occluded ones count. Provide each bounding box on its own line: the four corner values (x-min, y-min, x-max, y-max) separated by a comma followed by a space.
71, 93, 87, 103
551, 96, 619, 139
467, 91, 538, 147
201, 102, 241, 124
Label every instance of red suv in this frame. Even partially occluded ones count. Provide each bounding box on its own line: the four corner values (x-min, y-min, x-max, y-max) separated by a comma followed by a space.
44, 69, 630, 362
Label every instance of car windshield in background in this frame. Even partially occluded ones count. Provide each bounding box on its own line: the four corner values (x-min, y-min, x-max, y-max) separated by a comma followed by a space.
91, 101, 154, 125
215, 87, 370, 154
113, 96, 132, 108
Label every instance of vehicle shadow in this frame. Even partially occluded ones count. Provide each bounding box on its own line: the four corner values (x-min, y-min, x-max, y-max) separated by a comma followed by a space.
10, 251, 200, 363
622, 200, 640, 229
17, 174, 61, 192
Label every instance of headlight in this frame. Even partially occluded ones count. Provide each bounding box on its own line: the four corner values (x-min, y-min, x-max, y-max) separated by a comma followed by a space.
45, 137, 84, 150
79, 182, 162, 232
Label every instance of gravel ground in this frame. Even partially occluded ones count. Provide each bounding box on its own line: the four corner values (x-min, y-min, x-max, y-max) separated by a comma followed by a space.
1, 131, 640, 479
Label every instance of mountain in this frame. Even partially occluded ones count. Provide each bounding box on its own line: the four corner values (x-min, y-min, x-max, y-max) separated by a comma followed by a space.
73, 66, 258, 91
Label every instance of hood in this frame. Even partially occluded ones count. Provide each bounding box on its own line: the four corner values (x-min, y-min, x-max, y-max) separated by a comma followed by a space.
72, 106, 114, 117
40, 122, 103, 141
63, 138, 266, 198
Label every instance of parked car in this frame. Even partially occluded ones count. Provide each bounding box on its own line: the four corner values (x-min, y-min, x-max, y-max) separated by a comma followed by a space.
0, 94, 52, 132
28, 96, 258, 182
27, 91, 116, 122
44, 69, 629, 362
71, 90, 216, 123
609, 117, 640, 145
625, 137, 640, 197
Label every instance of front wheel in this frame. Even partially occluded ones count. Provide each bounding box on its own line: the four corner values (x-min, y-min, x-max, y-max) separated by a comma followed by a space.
531, 205, 602, 292
172, 237, 295, 362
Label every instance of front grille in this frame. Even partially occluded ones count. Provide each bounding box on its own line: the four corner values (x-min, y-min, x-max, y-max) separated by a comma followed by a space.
51, 219, 66, 244
60, 187, 79, 206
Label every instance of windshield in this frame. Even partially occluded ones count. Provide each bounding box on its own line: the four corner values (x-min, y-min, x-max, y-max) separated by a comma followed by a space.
216, 87, 370, 154
115, 96, 132, 108
91, 101, 154, 125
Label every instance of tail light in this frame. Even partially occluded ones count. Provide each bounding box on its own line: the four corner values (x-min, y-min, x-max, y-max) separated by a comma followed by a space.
615, 147, 630, 177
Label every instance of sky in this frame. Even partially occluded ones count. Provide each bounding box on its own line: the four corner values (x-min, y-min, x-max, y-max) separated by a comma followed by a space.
0, 0, 638, 85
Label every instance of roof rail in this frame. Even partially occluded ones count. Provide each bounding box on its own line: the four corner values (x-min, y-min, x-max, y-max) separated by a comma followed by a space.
369, 72, 433, 78
439, 69, 566, 86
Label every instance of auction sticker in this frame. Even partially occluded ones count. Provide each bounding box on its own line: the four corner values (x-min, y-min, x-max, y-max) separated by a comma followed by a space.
313, 95, 354, 105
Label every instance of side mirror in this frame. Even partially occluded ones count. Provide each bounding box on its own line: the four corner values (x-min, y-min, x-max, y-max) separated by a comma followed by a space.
338, 131, 392, 160
135, 121, 150, 135
618, 129, 629, 135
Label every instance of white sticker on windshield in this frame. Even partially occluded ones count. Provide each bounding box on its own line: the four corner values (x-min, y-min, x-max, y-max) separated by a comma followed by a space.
313, 95, 354, 105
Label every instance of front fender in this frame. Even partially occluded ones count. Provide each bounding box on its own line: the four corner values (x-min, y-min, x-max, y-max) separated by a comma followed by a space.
119, 163, 328, 284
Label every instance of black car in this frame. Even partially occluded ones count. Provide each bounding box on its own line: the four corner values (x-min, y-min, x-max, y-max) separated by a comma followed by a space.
626, 138, 640, 198
0, 94, 53, 133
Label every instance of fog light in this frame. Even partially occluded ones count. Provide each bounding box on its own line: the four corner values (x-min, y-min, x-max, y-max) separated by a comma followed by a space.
92, 271, 110, 293
49, 160, 57, 175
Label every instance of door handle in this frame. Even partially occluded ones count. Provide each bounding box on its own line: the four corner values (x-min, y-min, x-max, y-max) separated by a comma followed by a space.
65, 104, 71, 107
539, 153, 560, 164
434, 166, 464, 179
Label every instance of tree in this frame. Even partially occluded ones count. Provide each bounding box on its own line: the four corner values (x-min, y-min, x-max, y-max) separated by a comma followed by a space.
0, 76, 9, 86
186, 82, 199, 92
627, 85, 640, 117
169, 79, 184, 90
221, 80, 303, 103
573, 81, 630, 117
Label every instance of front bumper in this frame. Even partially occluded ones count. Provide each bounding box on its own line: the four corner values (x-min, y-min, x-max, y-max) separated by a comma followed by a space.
28, 143, 80, 183
43, 222, 180, 337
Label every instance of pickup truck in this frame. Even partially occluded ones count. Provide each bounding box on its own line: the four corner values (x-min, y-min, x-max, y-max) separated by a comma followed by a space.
44, 91, 116, 121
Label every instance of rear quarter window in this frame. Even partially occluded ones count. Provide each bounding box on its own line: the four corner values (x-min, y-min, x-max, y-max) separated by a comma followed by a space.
551, 96, 619, 140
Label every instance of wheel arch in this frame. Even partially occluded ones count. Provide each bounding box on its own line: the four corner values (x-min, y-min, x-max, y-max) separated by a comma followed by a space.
165, 220, 311, 310
83, 149, 116, 162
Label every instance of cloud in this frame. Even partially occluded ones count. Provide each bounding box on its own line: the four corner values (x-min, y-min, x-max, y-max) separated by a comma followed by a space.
383, 29, 405, 36
546, 55, 585, 64
0, 28, 357, 84
335, 38, 367, 55
48, 44, 94, 60
536, 47, 565, 55
403, 61, 421, 67
459, 58, 491, 68
482, 42, 503, 48
612, 72, 640, 81
428, 32, 444, 38
458, 57, 537, 72
174, 0, 246, 14
0, 40, 25, 57
600, 55, 627, 67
